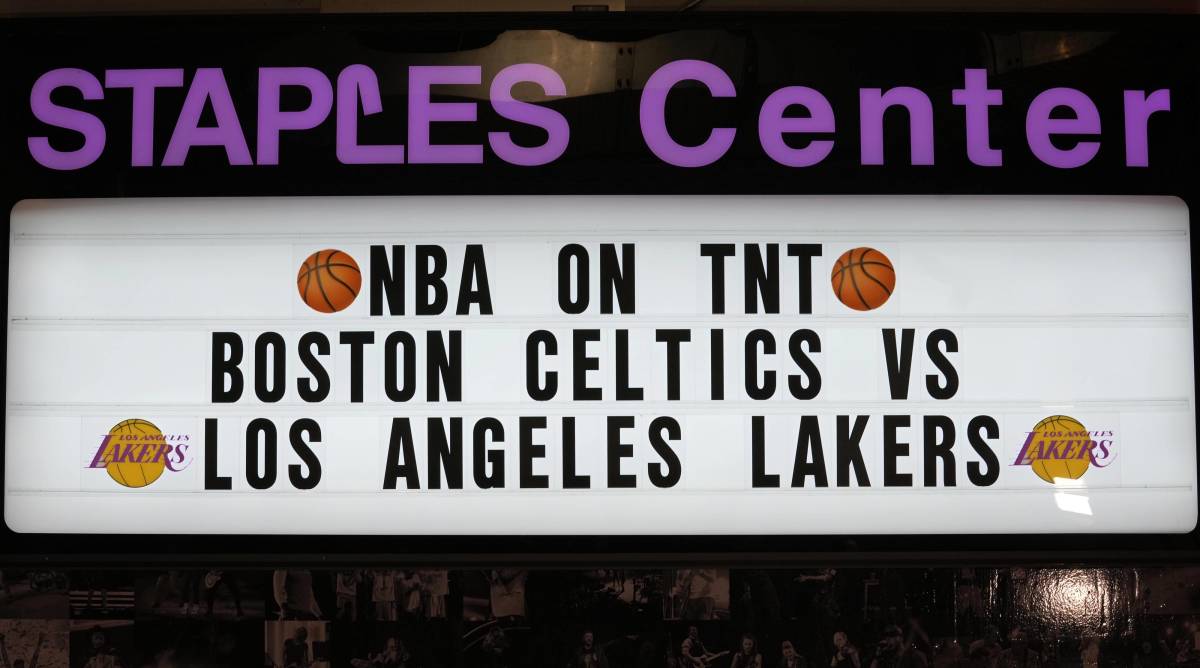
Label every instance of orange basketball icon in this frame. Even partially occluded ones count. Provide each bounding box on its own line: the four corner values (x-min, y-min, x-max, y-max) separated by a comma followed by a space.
831, 247, 895, 311
298, 249, 362, 313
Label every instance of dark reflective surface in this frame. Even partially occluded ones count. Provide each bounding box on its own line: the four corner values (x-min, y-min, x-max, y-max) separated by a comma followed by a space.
3, 565, 1200, 666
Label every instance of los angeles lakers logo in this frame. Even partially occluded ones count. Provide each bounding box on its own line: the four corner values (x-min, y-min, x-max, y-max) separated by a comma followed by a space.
1012, 415, 1116, 484
86, 419, 192, 488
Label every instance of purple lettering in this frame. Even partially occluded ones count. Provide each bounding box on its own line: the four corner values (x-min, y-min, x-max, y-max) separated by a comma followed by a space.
951, 68, 1003, 167
257, 67, 333, 165
166, 443, 191, 471
1026, 87, 1100, 168
148, 442, 170, 464
115, 443, 137, 463
105, 68, 184, 166
22, 62, 1173, 173
163, 68, 253, 166
28, 68, 106, 170
1013, 431, 1036, 465
758, 86, 835, 167
1077, 440, 1095, 460
488, 63, 569, 166
408, 66, 482, 164
860, 86, 935, 165
88, 436, 114, 468
1091, 439, 1116, 467
639, 60, 736, 168
1124, 89, 1170, 167
335, 64, 405, 164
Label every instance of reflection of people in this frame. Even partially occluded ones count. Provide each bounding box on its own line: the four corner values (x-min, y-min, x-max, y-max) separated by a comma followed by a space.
730, 634, 762, 668
419, 571, 449, 619
931, 641, 963, 667
274, 570, 322, 620
568, 630, 608, 668
1131, 639, 1165, 667
592, 570, 626, 598
335, 571, 361, 622
779, 641, 806, 668
204, 570, 243, 618
372, 570, 397, 622
282, 627, 311, 668
955, 568, 984, 636
351, 637, 408, 668
967, 626, 1001, 665
179, 571, 202, 617
146, 647, 177, 668
675, 570, 717, 620
82, 629, 123, 668
997, 628, 1038, 668
481, 627, 510, 668
149, 571, 176, 612
397, 572, 422, 617
1080, 637, 1100, 668
82, 573, 113, 614
794, 569, 838, 619
488, 570, 527, 619
0, 631, 45, 668
830, 632, 861, 668
868, 626, 926, 668
680, 626, 722, 668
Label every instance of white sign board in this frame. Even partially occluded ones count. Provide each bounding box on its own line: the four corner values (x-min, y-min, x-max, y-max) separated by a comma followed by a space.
4, 196, 1196, 534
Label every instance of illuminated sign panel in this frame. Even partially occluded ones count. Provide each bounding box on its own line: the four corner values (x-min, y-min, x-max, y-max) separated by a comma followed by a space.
4, 196, 1195, 534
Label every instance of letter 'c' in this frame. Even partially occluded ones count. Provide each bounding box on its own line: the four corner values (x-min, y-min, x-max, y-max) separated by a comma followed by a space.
639, 60, 736, 167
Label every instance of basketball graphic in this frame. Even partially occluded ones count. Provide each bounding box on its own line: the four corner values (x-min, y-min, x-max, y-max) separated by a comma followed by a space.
831, 247, 895, 311
298, 249, 361, 313
1026, 415, 1090, 484
104, 419, 167, 488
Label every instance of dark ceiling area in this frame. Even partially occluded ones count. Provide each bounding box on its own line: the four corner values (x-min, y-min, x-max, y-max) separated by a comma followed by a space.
2, 0, 1199, 16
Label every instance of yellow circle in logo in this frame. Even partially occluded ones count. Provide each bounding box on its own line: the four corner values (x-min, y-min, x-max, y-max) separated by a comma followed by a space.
1027, 415, 1090, 484
104, 419, 167, 488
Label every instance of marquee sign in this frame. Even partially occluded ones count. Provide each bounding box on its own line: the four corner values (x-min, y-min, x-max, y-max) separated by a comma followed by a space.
4, 195, 1194, 535
24, 64, 1170, 171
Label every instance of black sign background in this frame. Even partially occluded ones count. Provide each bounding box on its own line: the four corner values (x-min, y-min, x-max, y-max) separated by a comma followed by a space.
1, 12, 1198, 565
